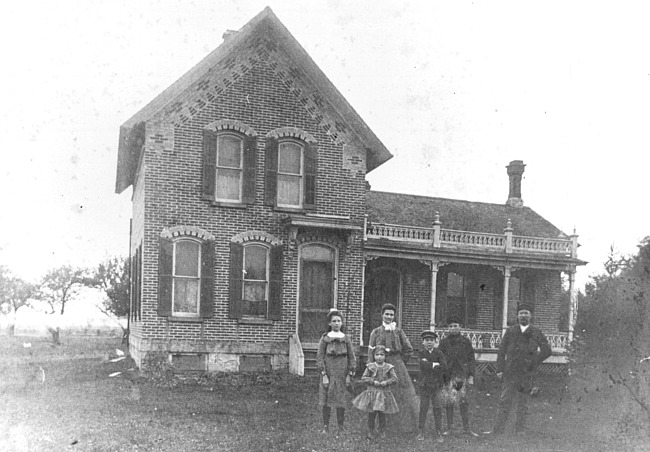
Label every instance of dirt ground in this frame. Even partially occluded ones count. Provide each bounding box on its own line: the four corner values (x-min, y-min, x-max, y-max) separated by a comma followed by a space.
0, 336, 648, 451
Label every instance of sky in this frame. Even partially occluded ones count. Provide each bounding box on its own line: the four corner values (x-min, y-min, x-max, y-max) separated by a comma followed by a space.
1, 0, 649, 291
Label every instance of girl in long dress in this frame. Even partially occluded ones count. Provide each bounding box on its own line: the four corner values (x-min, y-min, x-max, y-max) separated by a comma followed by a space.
316, 309, 356, 434
367, 303, 419, 434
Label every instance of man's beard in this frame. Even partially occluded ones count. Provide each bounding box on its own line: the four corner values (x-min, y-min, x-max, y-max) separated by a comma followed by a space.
519, 319, 530, 326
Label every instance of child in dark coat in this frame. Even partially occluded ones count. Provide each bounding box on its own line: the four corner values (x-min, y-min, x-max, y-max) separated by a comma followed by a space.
416, 330, 447, 442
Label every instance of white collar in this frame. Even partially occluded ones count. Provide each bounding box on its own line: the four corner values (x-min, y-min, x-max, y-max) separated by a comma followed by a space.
519, 324, 530, 333
327, 331, 344, 338
383, 322, 396, 331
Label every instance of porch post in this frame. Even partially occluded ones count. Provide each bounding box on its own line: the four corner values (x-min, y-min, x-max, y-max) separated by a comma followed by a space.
429, 262, 439, 329
360, 256, 368, 346
502, 266, 511, 334
568, 270, 577, 341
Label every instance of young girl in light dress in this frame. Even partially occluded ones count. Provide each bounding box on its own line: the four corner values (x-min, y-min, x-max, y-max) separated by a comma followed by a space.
352, 345, 399, 440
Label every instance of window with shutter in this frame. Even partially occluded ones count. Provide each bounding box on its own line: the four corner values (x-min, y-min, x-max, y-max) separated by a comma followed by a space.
204, 131, 256, 205
277, 140, 303, 208
171, 239, 201, 316
229, 240, 282, 320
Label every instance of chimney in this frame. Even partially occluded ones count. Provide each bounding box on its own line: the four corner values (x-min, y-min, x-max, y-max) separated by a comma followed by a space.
506, 160, 525, 208
222, 30, 238, 41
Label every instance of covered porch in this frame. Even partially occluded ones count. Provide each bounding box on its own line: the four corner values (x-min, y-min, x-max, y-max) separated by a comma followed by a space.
361, 208, 584, 370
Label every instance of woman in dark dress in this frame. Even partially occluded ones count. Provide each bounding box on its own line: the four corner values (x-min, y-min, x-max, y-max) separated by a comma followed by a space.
367, 303, 419, 434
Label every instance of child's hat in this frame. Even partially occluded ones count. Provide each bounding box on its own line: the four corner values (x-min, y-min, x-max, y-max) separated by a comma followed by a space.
420, 329, 438, 340
373, 345, 388, 354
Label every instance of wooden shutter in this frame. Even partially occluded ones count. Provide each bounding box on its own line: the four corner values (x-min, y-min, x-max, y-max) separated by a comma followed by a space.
493, 276, 504, 329
158, 237, 174, 316
264, 137, 278, 206
229, 242, 244, 319
202, 131, 217, 200
303, 142, 317, 210
242, 135, 257, 204
199, 240, 214, 318
268, 244, 283, 320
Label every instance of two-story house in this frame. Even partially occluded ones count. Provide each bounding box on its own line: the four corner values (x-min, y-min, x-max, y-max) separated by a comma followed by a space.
115, 8, 584, 374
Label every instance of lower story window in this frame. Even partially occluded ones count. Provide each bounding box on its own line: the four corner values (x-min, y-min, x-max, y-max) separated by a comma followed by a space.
242, 244, 269, 317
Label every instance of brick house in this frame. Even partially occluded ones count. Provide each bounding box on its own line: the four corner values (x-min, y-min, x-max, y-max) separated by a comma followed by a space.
115, 8, 584, 374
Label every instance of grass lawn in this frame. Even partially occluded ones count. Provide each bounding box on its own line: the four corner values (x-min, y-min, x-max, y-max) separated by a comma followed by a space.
0, 336, 647, 451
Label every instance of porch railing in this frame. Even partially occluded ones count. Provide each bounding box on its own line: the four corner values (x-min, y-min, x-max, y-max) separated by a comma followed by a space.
365, 218, 577, 257
436, 330, 568, 353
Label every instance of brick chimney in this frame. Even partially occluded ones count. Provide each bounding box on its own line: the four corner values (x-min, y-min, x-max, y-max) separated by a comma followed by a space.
506, 160, 526, 208
222, 30, 238, 41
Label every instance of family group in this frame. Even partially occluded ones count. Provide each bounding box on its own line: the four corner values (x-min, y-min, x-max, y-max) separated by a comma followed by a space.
316, 303, 552, 443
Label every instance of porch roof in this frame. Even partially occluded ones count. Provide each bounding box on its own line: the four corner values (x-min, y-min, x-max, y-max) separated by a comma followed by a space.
367, 191, 565, 239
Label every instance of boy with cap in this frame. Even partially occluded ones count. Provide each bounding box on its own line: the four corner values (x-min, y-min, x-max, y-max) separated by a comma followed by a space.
438, 316, 479, 437
416, 329, 447, 442
489, 303, 551, 434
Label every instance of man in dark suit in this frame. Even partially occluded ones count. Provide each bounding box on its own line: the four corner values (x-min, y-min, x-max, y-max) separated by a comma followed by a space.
490, 303, 552, 434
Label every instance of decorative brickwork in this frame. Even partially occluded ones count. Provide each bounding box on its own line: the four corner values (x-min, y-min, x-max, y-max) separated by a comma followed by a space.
266, 127, 316, 143
231, 230, 281, 245
160, 225, 215, 241
204, 119, 258, 136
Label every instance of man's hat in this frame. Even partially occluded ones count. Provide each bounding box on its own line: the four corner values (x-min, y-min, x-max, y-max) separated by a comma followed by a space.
420, 330, 438, 340
517, 303, 534, 313
446, 315, 463, 325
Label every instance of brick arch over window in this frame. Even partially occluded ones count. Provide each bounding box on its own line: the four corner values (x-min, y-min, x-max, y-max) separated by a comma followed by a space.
230, 230, 282, 246
204, 119, 258, 137
160, 225, 215, 241
296, 233, 345, 250
266, 127, 316, 144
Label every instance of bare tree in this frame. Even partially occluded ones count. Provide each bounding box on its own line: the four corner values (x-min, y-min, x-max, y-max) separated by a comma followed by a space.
38, 266, 85, 345
0, 266, 35, 335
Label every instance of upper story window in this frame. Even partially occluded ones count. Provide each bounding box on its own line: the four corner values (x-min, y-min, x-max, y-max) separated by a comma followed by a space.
216, 134, 244, 202
277, 140, 304, 207
158, 232, 214, 319
264, 131, 317, 210
203, 125, 257, 205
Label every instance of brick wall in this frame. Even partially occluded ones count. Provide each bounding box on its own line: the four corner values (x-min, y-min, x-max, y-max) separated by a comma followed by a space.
131, 42, 367, 360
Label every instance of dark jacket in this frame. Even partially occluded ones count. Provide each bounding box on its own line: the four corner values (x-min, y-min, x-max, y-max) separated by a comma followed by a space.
496, 324, 551, 379
438, 334, 477, 379
417, 348, 447, 390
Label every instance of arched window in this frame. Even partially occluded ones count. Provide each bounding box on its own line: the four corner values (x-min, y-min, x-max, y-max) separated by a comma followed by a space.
277, 139, 304, 207
242, 243, 270, 316
215, 133, 244, 202
159, 234, 214, 318
203, 128, 257, 204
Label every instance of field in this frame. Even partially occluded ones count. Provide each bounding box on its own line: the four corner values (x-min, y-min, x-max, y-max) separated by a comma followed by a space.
0, 336, 647, 451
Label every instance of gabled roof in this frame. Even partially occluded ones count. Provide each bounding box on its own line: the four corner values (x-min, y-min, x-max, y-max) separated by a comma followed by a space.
367, 191, 565, 239
115, 7, 392, 193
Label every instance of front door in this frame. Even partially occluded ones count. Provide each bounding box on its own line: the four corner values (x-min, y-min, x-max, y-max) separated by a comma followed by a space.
298, 244, 335, 343
363, 268, 400, 344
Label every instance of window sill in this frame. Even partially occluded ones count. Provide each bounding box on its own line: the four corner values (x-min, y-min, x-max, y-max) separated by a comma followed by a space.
274, 206, 306, 214
210, 201, 248, 209
166, 316, 204, 323
238, 317, 274, 325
